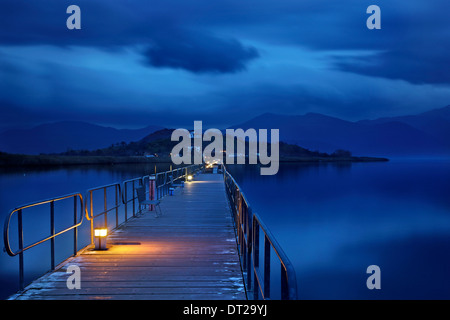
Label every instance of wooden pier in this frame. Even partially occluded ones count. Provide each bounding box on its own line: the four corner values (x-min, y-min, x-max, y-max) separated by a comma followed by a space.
10, 174, 246, 300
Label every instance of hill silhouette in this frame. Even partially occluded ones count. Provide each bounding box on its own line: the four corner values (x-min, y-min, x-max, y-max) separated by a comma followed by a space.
0, 121, 163, 155
233, 105, 450, 156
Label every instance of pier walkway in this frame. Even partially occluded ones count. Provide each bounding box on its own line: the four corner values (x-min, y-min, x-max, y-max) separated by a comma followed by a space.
10, 174, 246, 300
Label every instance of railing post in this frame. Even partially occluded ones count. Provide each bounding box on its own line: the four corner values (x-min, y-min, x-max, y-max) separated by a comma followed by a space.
281, 264, 288, 300
17, 209, 24, 291
246, 207, 252, 292
104, 188, 108, 227
156, 177, 160, 200
238, 191, 243, 256
164, 172, 168, 196
132, 180, 136, 217
124, 184, 128, 221
149, 175, 156, 211
241, 203, 246, 270
90, 190, 94, 245
264, 235, 271, 299
253, 221, 260, 299
50, 201, 55, 270
73, 196, 78, 256
115, 185, 119, 228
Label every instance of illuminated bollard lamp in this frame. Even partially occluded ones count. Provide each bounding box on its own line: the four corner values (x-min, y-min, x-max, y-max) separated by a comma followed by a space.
94, 228, 108, 250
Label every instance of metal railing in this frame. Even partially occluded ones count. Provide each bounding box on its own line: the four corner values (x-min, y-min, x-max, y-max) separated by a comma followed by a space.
155, 171, 169, 199
121, 177, 143, 220
252, 213, 298, 300
3, 193, 85, 290
3, 164, 202, 292
4, 162, 287, 298
155, 164, 202, 199
85, 183, 122, 245
223, 166, 298, 300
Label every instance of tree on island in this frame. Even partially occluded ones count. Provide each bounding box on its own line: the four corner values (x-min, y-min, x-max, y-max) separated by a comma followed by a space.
331, 149, 352, 158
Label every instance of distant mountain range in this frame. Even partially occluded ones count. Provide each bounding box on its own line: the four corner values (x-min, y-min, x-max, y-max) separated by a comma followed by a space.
0, 121, 163, 155
1, 106, 449, 157
60, 128, 176, 157
58, 128, 385, 164
233, 105, 450, 156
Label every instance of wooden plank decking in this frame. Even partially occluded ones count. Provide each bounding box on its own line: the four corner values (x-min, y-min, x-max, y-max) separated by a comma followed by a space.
10, 173, 246, 300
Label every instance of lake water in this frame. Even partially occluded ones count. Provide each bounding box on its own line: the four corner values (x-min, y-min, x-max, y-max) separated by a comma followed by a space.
226, 159, 450, 299
0, 163, 174, 299
1, 159, 450, 299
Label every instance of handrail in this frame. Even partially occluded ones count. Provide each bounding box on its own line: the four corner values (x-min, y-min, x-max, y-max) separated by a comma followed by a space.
3, 193, 85, 290
223, 165, 298, 300
3, 193, 85, 256
2, 163, 205, 292
85, 182, 122, 244
85, 183, 122, 220
224, 169, 253, 295
252, 213, 298, 300
155, 171, 168, 199
155, 164, 202, 199
121, 176, 144, 220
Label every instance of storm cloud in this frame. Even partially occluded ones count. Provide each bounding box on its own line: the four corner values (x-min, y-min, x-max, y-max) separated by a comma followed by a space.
0, 0, 259, 74
142, 31, 259, 74
333, 45, 450, 85
1, 0, 450, 131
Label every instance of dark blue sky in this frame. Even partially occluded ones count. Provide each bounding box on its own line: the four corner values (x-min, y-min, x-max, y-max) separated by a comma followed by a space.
1, 0, 450, 130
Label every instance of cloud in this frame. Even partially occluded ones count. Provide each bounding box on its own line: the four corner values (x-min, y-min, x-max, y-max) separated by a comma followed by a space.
332, 46, 450, 85
142, 31, 259, 74
315, 1, 450, 85
2, 0, 448, 81
0, 0, 259, 74
1, 0, 450, 132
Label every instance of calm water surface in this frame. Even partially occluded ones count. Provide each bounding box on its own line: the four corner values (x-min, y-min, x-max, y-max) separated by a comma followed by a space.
1, 160, 450, 299
0, 163, 173, 299
227, 159, 450, 299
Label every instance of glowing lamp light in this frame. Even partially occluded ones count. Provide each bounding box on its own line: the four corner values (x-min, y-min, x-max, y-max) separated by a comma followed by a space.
94, 228, 107, 237
94, 228, 108, 250
187, 175, 193, 181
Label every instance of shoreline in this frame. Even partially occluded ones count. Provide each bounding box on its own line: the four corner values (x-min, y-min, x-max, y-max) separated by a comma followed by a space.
0, 154, 173, 167
0, 153, 389, 167
279, 156, 389, 162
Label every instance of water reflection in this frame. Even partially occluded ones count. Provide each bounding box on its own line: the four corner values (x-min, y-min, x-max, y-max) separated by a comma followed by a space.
1, 160, 450, 299
0, 162, 177, 299
227, 159, 450, 299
